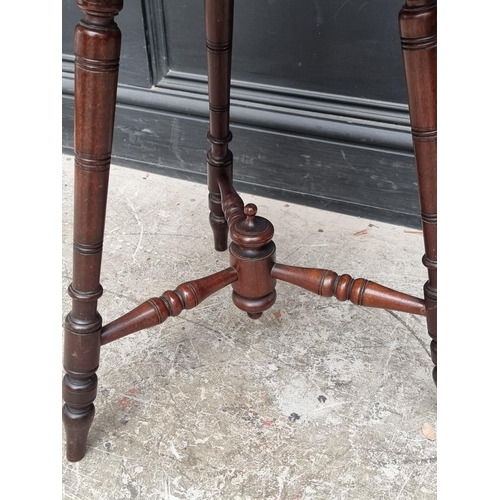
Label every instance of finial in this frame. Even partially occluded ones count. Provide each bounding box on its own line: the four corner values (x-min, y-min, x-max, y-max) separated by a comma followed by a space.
244, 203, 257, 218
231, 202, 274, 249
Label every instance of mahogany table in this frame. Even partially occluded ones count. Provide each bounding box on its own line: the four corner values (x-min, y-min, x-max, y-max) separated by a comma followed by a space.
63, 0, 436, 462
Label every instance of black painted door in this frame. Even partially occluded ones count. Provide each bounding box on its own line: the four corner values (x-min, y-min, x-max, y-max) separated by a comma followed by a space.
62, 0, 419, 227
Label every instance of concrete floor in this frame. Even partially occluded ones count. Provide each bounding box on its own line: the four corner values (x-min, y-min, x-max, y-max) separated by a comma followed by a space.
62, 154, 436, 499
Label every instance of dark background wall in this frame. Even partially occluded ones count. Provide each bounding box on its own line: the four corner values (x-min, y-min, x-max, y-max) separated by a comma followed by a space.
62, 0, 420, 227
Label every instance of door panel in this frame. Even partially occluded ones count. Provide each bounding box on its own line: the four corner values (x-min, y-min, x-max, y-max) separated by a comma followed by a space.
62, 0, 419, 227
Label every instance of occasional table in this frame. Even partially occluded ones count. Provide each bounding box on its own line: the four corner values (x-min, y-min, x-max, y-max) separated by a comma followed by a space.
62, 0, 436, 462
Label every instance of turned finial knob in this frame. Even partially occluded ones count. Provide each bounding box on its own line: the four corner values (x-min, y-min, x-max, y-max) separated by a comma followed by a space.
231, 202, 274, 249
244, 203, 258, 228
244, 203, 257, 218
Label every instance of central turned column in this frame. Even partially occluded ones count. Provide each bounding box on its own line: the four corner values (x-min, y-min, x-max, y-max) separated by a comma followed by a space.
229, 203, 277, 319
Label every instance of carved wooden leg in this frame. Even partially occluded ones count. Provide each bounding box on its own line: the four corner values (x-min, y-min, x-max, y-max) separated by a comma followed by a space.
62, 0, 123, 462
399, 1, 437, 384
204, 0, 234, 251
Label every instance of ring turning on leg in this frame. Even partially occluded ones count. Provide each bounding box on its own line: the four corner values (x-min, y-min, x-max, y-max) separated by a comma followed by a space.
204, 0, 235, 251
399, 0, 437, 384
62, 0, 123, 462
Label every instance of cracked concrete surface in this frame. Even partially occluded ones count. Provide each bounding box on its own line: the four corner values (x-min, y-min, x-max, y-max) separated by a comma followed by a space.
62, 154, 436, 499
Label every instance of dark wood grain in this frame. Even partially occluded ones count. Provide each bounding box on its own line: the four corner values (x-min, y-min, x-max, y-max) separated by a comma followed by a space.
62, 0, 123, 462
399, 0, 437, 384
272, 263, 426, 316
205, 0, 234, 251
217, 178, 277, 317
229, 206, 277, 318
101, 268, 238, 345
63, 0, 437, 463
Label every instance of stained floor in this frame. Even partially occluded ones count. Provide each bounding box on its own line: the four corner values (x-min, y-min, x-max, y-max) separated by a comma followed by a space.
61, 155, 436, 499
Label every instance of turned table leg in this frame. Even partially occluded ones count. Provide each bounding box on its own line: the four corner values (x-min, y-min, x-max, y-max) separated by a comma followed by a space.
399, 0, 437, 385
62, 0, 123, 461
204, 0, 235, 251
